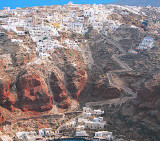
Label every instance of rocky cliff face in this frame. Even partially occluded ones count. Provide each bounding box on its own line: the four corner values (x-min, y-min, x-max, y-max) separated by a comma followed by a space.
0, 30, 121, 117
0, 110, 5, 124
0, 21, 160, 140
16, 71, 53, 112
49, 71, 71, 109
0, 72, 15, 112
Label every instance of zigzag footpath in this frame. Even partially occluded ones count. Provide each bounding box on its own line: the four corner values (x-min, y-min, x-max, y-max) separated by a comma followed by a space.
86, 37, 137, 107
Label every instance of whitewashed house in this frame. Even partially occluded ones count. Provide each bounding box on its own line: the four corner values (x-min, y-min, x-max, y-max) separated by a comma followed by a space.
6, 17, 20, 24
83, 112, 91, 119
83, 107, 104, 115
84, 120, 106, 130
83, 107, 92, 113
75, 17, 84, 22
39, 128, 54, 137
94, 131, 113, 140
3, 7, 10, 11
93, 117, 103, 122
11, 39, 23, 43
78, 118, 88, 125
76, 131, 89, 137
16, 131, 36, 141
102, 26, 108, 36
83, 9, 94, 17
137, 37, 154, 50
0, 135, 13, 141
63, 39, 80, 50
85, 116, 105, 130
93, 109, 104, 115
64, 121, 76, 129
93, 21, 103, 30
76, 125, 85, 132
88, 17, 95, 24
67, 22, 84, 33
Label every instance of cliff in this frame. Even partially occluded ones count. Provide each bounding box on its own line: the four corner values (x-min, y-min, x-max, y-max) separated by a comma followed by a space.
0, 110, 5, 124
16, 72, 53, 112
0, 6, 160, 140
0, 72, 15, 112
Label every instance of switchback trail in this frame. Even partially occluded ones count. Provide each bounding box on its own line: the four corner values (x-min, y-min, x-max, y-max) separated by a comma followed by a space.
85, 37, 137, 107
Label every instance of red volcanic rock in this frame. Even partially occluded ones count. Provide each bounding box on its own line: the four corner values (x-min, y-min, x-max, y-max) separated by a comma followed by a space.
16, 73, 53, 112
0, 78, 15, 112
66, 68, 87, 99
0, 110, 5, 124
49, 72, 71, 109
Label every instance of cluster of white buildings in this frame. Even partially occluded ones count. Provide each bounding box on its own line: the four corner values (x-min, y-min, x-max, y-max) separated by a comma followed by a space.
4, 2, 156, 57
0, 2, 126, 57
137, 37, 154, 50
94, 131, 113, 140
15, 128, 54, 141
80, 107, 105, 130
61, 107, 113, 140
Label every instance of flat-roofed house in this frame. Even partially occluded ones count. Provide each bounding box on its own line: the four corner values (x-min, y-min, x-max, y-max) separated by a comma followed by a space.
137, 37, 154, 50
94, 131, 113, 140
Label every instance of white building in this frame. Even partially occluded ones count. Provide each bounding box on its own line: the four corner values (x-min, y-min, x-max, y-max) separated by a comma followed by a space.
83, 9, 94, 17
11, 39, 23, 43
0, 132, 12, 141
66, 22, 84, 34
3, 7, 10, 11
84, 121, 106, 130
93, 117, 103, 122
78, 118, 88, 125
93, 109, 104, 115
137, 37, 154, 50
83, 107, 92, 113
75, 131, 89, 137
63, 39, 80, 51
64, 121, 76, 129
83, 107, 104, 115
83, 112, 91, 119
15, 131, 36, 141
39, 128, 54, 137
75, 17, 84, 22
94, 131, 113, 140
76, 125, 85, 132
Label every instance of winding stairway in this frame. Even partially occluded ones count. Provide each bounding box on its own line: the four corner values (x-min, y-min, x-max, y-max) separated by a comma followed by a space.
85, 37, 137, 107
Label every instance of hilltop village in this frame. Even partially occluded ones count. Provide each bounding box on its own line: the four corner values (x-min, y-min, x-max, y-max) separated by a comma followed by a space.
1, 2, 121, 57
0, 2, 159, 58
0, 2, 160, 141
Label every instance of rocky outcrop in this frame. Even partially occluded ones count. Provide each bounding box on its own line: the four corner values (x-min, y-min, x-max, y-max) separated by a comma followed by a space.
0, 110, 5, 124
49, 48, 87, 108
49, 71, 71, 109
16, 72, 53, 112
0, 73, 15, 112
66, 67, 87, 99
